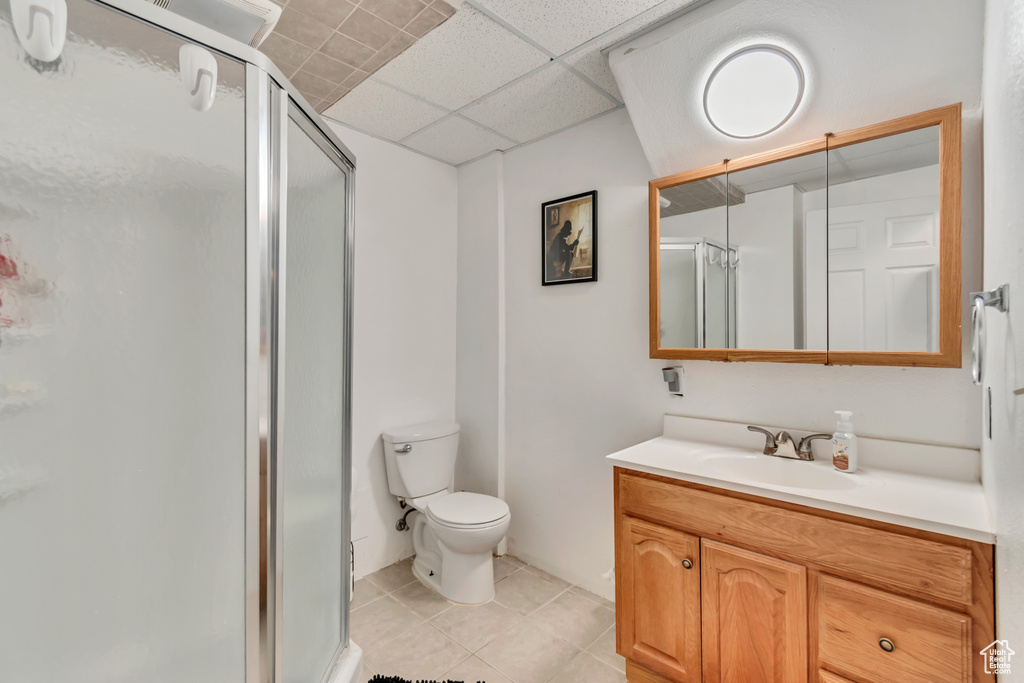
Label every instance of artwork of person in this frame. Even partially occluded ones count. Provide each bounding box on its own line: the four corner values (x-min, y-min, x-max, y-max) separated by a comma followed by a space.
546, 219, 583, 279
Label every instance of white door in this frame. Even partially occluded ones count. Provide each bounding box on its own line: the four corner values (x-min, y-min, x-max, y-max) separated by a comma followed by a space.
806, 196, 939, 352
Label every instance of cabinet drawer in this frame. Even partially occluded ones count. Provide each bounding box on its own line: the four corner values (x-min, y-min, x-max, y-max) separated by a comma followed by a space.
616, 470, 973, 607
818, 575, 971, 683
818, 672, 858, 683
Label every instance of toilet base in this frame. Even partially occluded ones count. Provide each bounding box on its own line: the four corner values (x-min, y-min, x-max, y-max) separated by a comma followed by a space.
413, 548, 496, 605
411, 514, 499, 605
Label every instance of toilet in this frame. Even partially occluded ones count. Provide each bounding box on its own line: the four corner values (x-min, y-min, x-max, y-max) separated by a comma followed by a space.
382, 421, 511, 604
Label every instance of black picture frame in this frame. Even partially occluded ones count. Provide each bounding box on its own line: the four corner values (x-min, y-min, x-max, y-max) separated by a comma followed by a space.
541, 190, 598, 286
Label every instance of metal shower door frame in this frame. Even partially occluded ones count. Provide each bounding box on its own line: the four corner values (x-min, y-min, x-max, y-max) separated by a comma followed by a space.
81, 1, 356, 681
248, 62, 357, 683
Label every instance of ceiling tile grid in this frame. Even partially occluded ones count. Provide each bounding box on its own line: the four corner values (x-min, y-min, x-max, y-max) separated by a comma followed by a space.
470, 0, 664, 55
460, 63, 617, 143
323, 79, 449, 139
400, 115, 517, 164
369, 4, 551, 111
260, 0, 456, 112
321, 0, 710, 165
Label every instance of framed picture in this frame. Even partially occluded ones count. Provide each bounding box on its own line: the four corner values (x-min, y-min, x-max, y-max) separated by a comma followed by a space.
541, 190, 597, 285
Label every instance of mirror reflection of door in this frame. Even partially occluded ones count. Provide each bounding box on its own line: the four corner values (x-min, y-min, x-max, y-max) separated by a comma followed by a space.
806, 126, 941, 352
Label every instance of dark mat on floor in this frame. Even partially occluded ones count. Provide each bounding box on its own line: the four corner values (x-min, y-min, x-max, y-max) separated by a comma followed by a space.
367, 677, 482, 683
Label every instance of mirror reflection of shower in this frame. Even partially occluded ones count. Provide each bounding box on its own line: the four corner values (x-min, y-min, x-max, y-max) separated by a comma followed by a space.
660, 238, 738, 348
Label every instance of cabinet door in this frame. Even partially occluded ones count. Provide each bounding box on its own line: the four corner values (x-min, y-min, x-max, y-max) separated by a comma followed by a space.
702, 540, 808, 683
617, 516, 702, 682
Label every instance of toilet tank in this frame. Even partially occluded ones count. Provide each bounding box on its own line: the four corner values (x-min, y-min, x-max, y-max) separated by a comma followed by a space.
381, 421, 460, 499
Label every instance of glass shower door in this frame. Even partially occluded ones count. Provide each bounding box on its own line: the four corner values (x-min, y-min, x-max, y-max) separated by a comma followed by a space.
280, 103, 351, 683
0, 1, 248, 681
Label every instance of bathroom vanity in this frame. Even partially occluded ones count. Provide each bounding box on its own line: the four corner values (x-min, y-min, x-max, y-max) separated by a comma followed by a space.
608, 417, 995, 683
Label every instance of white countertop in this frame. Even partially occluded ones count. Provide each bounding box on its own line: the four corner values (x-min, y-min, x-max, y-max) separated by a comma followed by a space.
606, 416, 994, 544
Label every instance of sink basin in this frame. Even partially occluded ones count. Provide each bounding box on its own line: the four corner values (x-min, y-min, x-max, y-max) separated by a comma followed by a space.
697, 452, 871, 491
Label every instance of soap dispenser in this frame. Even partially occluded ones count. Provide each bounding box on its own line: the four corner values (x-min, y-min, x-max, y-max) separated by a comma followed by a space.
832, 411, 858, 473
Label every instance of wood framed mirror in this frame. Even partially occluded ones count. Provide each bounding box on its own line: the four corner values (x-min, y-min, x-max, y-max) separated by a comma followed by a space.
649, 103, 961, 367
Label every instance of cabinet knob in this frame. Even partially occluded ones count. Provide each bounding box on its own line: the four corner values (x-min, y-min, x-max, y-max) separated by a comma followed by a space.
878, 638, 895, 653
681, 559, 693, 569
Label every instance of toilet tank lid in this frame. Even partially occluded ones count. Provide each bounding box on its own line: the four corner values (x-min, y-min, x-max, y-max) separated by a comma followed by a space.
382, 421, 459, 443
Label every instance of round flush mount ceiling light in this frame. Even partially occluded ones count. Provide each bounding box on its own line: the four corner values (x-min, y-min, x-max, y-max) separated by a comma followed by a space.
703, 45, 805, 139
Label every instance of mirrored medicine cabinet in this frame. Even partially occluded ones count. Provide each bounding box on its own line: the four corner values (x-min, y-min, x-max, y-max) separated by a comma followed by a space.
650, 104, 962, 367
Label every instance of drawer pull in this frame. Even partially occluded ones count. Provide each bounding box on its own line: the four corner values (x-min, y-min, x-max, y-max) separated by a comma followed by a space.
682, 559, 693, 569
878, 638, 895, 653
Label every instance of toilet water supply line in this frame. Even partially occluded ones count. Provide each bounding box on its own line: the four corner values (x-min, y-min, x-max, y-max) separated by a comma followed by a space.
396, 507, 415, 531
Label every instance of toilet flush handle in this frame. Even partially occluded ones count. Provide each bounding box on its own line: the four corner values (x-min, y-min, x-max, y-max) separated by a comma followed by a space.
394, 443, 412, 453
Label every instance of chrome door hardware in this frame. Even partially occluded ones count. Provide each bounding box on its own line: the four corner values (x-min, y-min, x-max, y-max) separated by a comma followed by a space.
971, 284, 1009, 385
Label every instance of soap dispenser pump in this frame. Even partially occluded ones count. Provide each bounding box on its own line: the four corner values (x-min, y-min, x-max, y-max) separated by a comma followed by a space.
832, 411, 858, 473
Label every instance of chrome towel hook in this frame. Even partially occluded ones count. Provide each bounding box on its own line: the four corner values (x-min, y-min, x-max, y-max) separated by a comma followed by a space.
971, 284, 1009, 386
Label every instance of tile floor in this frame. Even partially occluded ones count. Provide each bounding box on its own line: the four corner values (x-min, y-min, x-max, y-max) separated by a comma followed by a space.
353, 556, 626, 683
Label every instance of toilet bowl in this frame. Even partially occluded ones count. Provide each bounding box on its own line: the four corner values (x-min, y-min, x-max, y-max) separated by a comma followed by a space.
381, 421, 511, 604
409, 491, 510, 604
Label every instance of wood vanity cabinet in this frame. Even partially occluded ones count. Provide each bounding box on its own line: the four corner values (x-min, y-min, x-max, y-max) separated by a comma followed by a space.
613, 468, 996, 683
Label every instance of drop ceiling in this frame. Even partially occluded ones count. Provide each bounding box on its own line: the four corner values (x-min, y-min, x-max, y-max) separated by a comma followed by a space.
260, 0, 457, 112
321, 0, 708, 166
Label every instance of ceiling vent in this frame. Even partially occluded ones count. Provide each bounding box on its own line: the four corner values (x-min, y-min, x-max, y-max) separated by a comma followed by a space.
148, 0, 281, 47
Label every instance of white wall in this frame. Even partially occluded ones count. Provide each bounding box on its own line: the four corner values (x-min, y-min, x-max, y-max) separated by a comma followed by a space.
601, 0, 984, 440
981, 0, 1024, 648
729, 186, 796, 349
455, 153, 504, 500
459, 90, 982, 602
606, 0, 984, 436
499, 109, 667, 599
609, 0, 985, 179
326, 122, 459, 578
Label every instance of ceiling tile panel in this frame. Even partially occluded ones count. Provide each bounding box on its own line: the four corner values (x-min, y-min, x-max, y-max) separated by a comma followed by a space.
473, 0, 663, 55
319, 32, 377, 68
323, 80, 447, 140
288, 0, 356, 30
461, 64, 616, 142
404, 6, 448, 37
302, 51, 356, 83
361, 0, 429, 28
560, 0, 707, 103
370, 4, 550, 110
291, 70, 338, 99
260, 33, 314, 72
338, 8, 401, 49
401, 115, 515, 164
360, 31, 416, 72
430, 0, 456, 17
564, 48, 622, 102
274, 8, 335, 49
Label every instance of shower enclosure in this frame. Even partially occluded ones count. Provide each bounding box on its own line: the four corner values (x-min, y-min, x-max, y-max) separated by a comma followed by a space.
659, 238, 738, 348
0, 0, 355, 681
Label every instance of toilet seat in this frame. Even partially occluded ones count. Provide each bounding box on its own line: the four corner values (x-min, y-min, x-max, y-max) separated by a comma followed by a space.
426, 492, 510, 529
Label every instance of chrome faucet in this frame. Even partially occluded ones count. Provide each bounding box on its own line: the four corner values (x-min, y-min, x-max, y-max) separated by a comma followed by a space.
747, 426, 833, 461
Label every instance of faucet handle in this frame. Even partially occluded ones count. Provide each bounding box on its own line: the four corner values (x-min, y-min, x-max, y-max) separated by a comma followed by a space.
747, 426, 777, 455
797, 433, 833, 458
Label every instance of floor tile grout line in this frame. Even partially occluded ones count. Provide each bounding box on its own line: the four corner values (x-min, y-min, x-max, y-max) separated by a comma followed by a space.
520, 592, 616, 653
542, 649, 586, 683
359, 557, 623, 678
